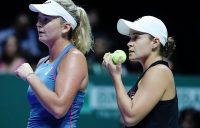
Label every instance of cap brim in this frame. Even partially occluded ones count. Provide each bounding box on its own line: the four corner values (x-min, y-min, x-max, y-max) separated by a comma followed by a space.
117, 19, 133, 36
29, 4, 57, 16
117, 19, 147, 36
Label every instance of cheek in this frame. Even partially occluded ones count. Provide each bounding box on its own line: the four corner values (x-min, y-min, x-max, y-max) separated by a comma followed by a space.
45, 22, 61, 33
136, 45, 151, 57
46, 26, 62, 38
142, 47, 151, 54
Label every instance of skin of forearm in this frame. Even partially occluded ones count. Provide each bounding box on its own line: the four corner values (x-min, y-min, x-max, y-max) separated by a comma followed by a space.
112, 75, 133, 118
26, 74, 67, 118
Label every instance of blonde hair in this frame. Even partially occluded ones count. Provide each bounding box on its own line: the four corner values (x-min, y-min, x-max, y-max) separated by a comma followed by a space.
54, 0, 93, 54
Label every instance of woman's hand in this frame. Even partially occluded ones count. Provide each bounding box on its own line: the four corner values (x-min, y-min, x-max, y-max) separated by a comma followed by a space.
15, 63, 34, 81
102, 52, 122, 78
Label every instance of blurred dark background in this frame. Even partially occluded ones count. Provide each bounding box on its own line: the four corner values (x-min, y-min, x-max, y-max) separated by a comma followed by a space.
0, 0, 200, 74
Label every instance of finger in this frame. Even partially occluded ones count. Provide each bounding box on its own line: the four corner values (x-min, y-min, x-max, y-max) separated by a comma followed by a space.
22, 63, 29, 68
116, 57, 122, 69
118, 56, 123, 65
108, 54, 113, 64
103, 52, 111, 60
102, 60, 109, 68
14, 69, 18, 75
14, 69, 20, 78
102, 60, 106, 66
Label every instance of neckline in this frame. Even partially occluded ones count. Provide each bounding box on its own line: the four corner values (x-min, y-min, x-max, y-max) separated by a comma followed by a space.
143, 60, 168, 73
45, 44, 73, 65
139, 60, 169, 81
127, 60, 169, 98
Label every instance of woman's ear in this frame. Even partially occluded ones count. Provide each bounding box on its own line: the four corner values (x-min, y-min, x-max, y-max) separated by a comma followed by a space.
62, 23, 71, 33
151, 37, 160, 49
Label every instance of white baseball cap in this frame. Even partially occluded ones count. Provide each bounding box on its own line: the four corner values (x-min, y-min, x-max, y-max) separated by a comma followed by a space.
29, 0, 77, 30
117, 16, 168, 46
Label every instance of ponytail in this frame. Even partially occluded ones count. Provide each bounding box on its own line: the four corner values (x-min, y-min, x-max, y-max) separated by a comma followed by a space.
71, 7, 93, 54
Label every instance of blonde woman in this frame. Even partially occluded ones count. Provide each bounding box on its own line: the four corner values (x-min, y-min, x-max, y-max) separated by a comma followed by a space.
15, 0, 93, 127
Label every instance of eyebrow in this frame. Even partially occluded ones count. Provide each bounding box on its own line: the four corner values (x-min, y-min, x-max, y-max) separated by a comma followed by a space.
129, 31, 147, 36
129, 33, 143, 37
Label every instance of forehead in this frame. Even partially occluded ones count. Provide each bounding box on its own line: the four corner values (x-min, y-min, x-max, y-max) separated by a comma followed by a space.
129, 33, 148, 38
129, 29, 147, 36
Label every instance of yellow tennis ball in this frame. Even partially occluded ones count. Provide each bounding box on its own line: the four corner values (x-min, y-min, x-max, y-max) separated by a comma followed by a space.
112, 50, 127, 64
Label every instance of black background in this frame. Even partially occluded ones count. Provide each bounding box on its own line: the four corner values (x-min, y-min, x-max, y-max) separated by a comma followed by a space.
1, 0, 200, 74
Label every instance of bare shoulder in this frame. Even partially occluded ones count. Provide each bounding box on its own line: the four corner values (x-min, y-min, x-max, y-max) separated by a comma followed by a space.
141, 64, 174, 90
59, 48, 87, 70
67, 48, 86, 60
146, 64, 173, 80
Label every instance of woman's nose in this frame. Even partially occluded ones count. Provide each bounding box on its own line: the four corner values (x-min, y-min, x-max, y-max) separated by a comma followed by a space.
36, 20, 44, 28
36, 22, 41, 28
127, 41, 134, 47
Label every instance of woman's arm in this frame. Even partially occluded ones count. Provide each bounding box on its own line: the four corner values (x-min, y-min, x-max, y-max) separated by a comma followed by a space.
103, 54, 172, 126
114, 66, 172, 126
17, 49, 87, 119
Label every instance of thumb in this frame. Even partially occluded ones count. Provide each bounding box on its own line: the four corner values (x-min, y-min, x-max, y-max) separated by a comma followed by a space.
116, 56, 122, 69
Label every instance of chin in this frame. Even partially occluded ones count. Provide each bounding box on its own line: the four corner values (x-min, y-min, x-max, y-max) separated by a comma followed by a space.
129, 56, 140, 62
39, 38, 47, 44
129, 55, 136, 60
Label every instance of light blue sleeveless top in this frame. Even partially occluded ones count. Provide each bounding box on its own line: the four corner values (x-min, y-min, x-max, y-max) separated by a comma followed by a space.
27, 44, 85, 128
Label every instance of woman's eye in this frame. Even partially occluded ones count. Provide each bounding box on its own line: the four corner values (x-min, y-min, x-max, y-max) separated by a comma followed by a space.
43, 18, 50, 23
131, 36, 139, 41
38, 16, 52, 25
